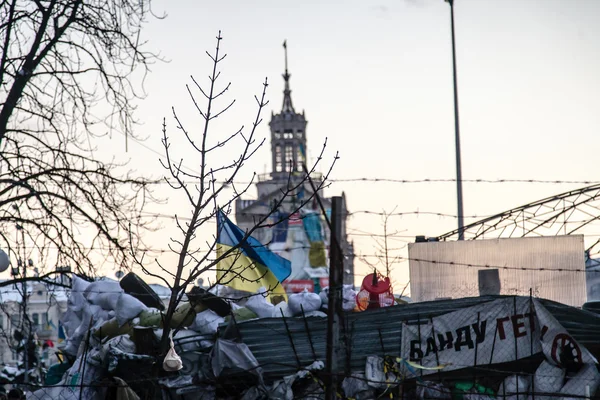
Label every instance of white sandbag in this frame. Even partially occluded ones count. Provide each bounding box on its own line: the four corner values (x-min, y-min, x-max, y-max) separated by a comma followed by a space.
303, 310, 327, 318
244, 287, 274, 318
61, 308, 82, 338
559, 364, 600, 399
189, 309, 224, 334
288, 288, 322, 315
528, 360, 565, 399
84, 280, 123, 305
319, 287, 329, 308
342, 373, 375, 400
497, 375, 530, 400
319, 285, 356, 312
115, 293, 148, 326
72, 275, 91, 294
342, 285, 357, 312
272, 301, 292, 318
68, 275, 92, 313
416, 381, 452, 399
365, 355, 398, 389
91, 292, 121, 311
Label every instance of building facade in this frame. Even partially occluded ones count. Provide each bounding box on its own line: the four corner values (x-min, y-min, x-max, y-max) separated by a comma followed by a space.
235, 44, 354, 288
0, 281, 68, 369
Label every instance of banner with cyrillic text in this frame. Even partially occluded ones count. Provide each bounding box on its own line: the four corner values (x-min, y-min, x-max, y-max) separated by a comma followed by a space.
400, 297, 596, 376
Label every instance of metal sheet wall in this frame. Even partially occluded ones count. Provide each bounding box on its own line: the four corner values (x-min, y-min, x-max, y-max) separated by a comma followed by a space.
231, 295, 600, 382
408, 236, 587, 307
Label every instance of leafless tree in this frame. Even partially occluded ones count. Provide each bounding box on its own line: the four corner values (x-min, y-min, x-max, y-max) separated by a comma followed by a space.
358, 207, 406, 291
135, 32, 337, 353
0, 0, 162, 277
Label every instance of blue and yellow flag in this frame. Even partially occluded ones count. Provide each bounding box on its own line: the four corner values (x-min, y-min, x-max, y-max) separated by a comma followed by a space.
216, 210, 291, 300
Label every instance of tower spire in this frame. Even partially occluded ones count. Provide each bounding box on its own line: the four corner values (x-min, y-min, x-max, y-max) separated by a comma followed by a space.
282, 40, 295, 113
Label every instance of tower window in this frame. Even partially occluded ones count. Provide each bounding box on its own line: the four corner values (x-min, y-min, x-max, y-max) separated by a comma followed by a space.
275, 145, 283, 172
284, 145, 294, 172
284, 129, 293, 139
296, 147, 304, 171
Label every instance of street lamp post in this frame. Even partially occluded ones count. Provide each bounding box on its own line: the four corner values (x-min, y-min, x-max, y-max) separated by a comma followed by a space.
446, 0, 465, 240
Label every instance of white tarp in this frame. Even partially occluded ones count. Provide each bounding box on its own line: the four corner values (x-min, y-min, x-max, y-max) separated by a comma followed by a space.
400, 297, 596, 376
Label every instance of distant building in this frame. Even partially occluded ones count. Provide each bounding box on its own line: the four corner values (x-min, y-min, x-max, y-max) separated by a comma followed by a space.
235, 44, 354, 288
0, 280, 68, 368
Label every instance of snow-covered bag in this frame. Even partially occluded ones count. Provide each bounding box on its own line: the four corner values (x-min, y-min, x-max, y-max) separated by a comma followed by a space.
244, 287, 274, 318
528, 360, 565, 400
272, 301, 292, 318
189, 309, 224, 334
163, 333, 183, 372
497, 375, 530, 400
115, 293, 148, 326
288, 288, 322, 315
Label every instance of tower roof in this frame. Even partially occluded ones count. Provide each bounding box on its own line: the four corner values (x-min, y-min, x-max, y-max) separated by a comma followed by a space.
281, 40, 295, 114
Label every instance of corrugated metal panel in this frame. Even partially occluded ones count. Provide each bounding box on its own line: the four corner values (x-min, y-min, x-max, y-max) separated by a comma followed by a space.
408, 236, 587, 307
230, 295, 600, 382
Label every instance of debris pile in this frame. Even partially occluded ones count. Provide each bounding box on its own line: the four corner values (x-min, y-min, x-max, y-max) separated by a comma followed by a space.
32, 275, 600, 400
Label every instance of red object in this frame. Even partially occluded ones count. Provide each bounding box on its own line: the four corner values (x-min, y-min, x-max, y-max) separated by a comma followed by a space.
319, 277, 329, 288
356, 273, 394, 311
284, 280, 315, 293
288, 212, 303, 225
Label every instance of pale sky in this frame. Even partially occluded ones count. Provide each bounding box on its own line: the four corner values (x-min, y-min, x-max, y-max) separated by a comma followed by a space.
94, 0, 600, 292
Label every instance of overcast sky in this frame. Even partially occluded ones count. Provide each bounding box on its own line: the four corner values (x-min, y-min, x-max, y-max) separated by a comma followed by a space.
104, 0, 600, 291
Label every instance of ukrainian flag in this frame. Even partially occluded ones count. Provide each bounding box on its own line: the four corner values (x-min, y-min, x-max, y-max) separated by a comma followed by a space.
216, 210, 291, 301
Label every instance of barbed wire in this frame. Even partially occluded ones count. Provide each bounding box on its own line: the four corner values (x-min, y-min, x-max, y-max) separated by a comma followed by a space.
140, 177, 600, 185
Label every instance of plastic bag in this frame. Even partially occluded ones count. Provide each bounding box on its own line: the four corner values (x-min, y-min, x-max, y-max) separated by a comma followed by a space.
115, 293, 148, 327
163, 333, 183, 371
244, 288, 274, 318
342, 373, 375, 399
529, 360, 565, 399
210, 339, 262, 378
189, 309, 224, 334
497, 375, 530, 400
416, 381, 452, 399
288, 288, 322, 315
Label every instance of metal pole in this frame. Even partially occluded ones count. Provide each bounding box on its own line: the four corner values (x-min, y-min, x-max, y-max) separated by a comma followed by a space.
447, 0, 465, 240
325, 196, 343, 400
